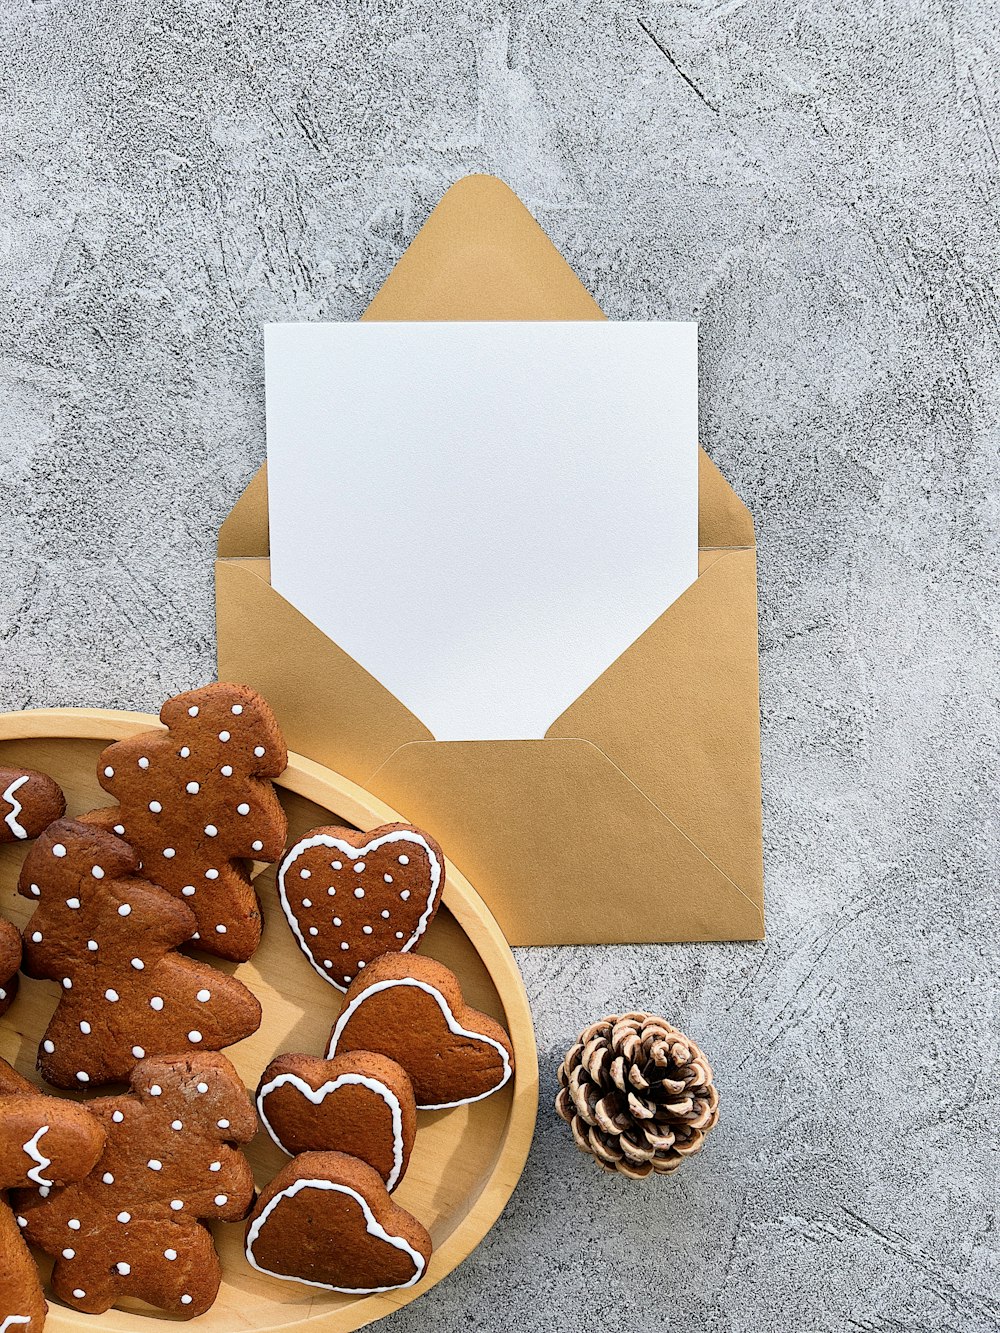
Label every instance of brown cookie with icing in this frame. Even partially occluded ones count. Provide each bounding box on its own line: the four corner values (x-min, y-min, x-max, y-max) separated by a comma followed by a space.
0, 766, 65, 845
18, 819, 261, 1089
277, 822, 444, 991
245, 1151, 432, 1294
256, 1051, 416, 1190
327, 953, 514, 1109
0, 1057, 106, 1333
15, 1051, 257, 1319
91, 682, 288, 961
0, 915, 21, 1016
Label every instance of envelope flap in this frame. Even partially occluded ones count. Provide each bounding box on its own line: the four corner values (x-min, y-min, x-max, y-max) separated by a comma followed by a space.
218, 465, 269, 558
548, 546, 763, 903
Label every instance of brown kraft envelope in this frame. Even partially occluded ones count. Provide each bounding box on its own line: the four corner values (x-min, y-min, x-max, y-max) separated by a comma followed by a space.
216, 174, 764, 946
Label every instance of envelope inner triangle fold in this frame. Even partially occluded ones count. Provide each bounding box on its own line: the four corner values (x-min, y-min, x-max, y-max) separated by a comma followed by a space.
265, 320, 698, 742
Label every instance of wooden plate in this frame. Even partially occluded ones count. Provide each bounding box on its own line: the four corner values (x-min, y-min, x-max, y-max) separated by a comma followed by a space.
0, 708, 538, 1332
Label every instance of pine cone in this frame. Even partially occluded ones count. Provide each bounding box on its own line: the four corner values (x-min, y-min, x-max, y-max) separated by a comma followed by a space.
555, 1012, 719, 1179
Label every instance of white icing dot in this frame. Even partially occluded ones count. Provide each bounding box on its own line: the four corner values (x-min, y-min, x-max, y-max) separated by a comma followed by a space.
205, 868, 219, 879
117, 1211, 130, 1223
197, 989, 211, 1002
105, 989, 119, 1002
383, 874, 393, 884
215, 924, 227, 934
399, 855, 409, 865
331, 861, 342, 870
68, 1218, 81, 1229
354, 861, 366, 873
220, 765, 233, 777
343, 974, 351, 982
188, 1030, 202, 1043
252, 840, 263, 852
147, 1159, 162, 1171
149, 1085, 162, 1096
172, 1119, 183, 1130
231, 704, 243, 715
29, 883, 40, 896
80, 1021, 91, 1034
132, 1046, 145, 1058
52, 843, 66, 858
332, 917, 341, 926
181, 1296, 192, 1306
186, 781, 200, 794
112, 1110, 124, 1123
302, 897, 312, 907
91, 865, 105, 879
150, 996, 164, 1011
87, 940, 98, 951
180, 746, 191, 758
148, 801, 162, 813
116, 1261, 130, 1275
16, 1215, 27, 1227
73, 1289, 86, 1298
205, 824, 218, 837
299, 868, 311, 880
104, 766, 115, 777
103, 1172, 114, 1184
327, 886, 337, 897
165, 1246, 178, 1258
400, 890, 411, 901
395, 931, 404, 939
358, 960, 366, 968
66, 898, 80, 910
170, 1201, 183, 1211
209, 1160, 221, 1171
31, 930, 42, 942
188, 706, 199, 717
309, 926, 318, 936
340, 941, 350, 951
182, 885, 195, 896
197, 1082, 209, 1093
218, 731, 230, 742
217, 1118, 230, 1129
138, 757, 149, 769
63, 1247, 75, 1259
131, 958, 144, 970
237, 802, 250, 815
214, 1194, 228, 1206
77, 1071, 89, 1082
381, 910, 390, 919
254, 745, 265, 757
324, 959, 333, 968
118, 904, 131, 917
43, 1040, 55, 1053
362, 925, 373, 934
354, 887, 365, 899
163, 847, 176, 858
62, 977, 73, 989
114, 825, 125, 835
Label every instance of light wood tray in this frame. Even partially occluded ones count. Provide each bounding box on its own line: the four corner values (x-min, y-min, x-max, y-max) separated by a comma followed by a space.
0, 708, 538, 1332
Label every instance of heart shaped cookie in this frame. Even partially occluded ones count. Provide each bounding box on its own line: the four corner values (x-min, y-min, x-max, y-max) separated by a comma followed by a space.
277, 823, 444, 992
245, 1152, 431, 1294
256, 1051, 416, 1191
326, 953, 514, 1110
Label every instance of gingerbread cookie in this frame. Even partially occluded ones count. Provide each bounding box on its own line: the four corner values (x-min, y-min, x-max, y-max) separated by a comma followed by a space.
257, 1051, 416, 1190
277, 822, 444, 992
0, 766, 65, 845
245, 1151, 431, 1294
0, 1057, 106, 1333
327, 953, 514, 1109
18, 819, 261, 1088
0, 915, 21, 1016
91, 682, 287, 961
15, 1051, 257, 1318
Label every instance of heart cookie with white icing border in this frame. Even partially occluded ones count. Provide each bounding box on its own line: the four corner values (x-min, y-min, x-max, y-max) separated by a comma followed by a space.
277, 823, 444, 992
245, 1151, 432, 1295
326, 953, 514, 1110
256, 1051, 416, 1191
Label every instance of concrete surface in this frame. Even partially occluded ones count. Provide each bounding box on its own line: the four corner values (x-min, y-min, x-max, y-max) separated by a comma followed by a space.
1, 1, 997, 1329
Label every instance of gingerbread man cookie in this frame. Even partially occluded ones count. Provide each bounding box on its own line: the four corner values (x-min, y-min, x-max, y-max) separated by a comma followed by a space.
0, 1057, 106, 1333
277, 822, 444, 991
0, 915, 21, 1017
15, 1051, 257, 1318
18, 819, 261, 1088
245, 1151, 432, 1294
0, 766, 65, 845
327, 953, 514, 1109
256, 1051, 416, 1190
91, 683, 287, 961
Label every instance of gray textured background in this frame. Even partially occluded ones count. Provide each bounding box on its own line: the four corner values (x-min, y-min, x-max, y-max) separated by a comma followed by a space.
2, 1, 998, 1329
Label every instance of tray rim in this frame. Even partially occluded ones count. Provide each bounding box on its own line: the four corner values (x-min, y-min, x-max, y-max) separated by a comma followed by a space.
0, 706, 539, 1333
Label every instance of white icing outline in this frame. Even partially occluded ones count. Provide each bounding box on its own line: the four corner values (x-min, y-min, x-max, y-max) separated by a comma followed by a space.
23, 1126, 53, 1186
245, 1176, 425, 1293
277, 831, 442, 992
327, 978, 512, 1110
257, 1071, 406, 1191
2, 775, 30, 839
0, 1318, 32, 1331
